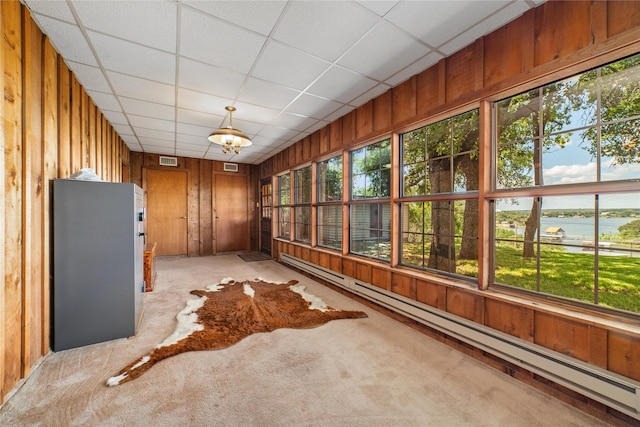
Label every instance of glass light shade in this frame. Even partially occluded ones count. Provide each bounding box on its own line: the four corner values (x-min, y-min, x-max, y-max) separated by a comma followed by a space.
208, 127, 252, 147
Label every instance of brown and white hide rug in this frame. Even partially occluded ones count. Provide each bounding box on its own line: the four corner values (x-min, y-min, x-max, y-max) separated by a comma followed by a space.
107, 277, 367, 386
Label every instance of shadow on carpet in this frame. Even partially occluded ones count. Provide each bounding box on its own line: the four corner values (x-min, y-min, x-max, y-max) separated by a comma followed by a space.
238, 252, 272, 262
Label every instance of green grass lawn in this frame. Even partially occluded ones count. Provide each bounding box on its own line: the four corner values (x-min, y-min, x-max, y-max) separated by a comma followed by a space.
402, 240, 640, 313
495, 244, 640, 313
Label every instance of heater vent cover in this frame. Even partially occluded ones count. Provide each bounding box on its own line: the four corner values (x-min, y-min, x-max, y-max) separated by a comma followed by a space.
224, 162, 238, 172
159, 156, 178, 167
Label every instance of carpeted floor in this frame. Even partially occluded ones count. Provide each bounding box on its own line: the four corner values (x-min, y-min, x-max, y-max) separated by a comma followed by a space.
0, 255, 612, 426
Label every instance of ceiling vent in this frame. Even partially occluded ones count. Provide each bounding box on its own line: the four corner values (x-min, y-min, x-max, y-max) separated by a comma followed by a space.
224, 163, 238, 172
159, 156, 178, 167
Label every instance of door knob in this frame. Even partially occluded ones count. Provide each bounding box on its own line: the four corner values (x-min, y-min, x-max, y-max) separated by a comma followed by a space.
180, 216, 187, 219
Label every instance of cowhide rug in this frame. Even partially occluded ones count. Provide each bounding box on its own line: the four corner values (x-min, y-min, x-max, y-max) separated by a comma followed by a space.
107, 277, 367, 386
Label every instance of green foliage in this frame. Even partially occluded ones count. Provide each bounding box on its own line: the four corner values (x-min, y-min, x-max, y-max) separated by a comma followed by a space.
618, 219, 640, 239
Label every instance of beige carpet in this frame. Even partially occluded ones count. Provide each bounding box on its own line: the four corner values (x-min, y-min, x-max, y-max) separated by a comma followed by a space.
0, 255, 612, 426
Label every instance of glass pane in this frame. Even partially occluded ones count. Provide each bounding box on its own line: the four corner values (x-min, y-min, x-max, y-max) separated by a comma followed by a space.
350, 139, 391, 200
455, 200, 478, 278
428, 157, 452, 193
425, 201, 455, 273
403, 163, 427, 196
295, 206, 311, 243
278, 174, 290, 205
598, 193, 640, 312
541, 130, 596, 185
295, 166, 311, 204
403, 128, 426, 164
600, 119, 640, 182
496, 89, 540, 144
601, 54, 640, 122
318, 156, 342, 202
401, 202, 429, 268
317, 205, 342, 250
350, 203, 390, 261
542, 73, 597, 134
453, 152, 478, 192
496, 139, 535, 189
278, 207, 290, 238
452, 110, 479, 155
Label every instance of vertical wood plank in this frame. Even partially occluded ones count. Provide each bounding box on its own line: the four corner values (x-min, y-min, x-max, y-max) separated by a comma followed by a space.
95, 111, 102, 178
199, 160, 213, 255
392, 76, 416, 125
81, 89, 89, 168
373, 89, 392, 132
22, 9, 44, 374
0, 0, 6, 404
355, 100, 373, 140
88, 100, 96, 171
57, 58, 70, 178
70, 75, 81, 174
187, 158, 200, 256
2, 0, 24, 399
41, 36, 58, 352
607, 0, 640, 38
534, 1, 592, 67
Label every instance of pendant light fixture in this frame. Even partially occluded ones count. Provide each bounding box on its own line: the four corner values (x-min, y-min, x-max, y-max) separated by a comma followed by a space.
208, 106, 252, 154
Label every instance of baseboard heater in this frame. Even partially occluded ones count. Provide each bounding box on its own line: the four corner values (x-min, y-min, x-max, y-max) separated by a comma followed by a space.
281, 253, 640, 421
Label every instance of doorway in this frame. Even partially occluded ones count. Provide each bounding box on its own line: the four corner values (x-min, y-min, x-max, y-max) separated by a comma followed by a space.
214, 174, 249, 252
145, 168, 188, 256
260, 180, 272, 255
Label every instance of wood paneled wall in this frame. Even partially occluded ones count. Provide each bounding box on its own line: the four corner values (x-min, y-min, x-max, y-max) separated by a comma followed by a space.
1, 2, 129, 403
262, 1, 640, 420
129, 152, 260, 256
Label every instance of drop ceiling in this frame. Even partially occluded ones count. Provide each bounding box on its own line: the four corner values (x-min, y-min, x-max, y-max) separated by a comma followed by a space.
22, 0, 545, 165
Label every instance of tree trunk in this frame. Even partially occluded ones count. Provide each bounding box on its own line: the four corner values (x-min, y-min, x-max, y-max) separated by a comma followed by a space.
457, 153, 479, 260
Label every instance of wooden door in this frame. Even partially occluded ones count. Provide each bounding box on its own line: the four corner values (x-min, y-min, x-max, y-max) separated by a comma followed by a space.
214, 174, 249, 252
260, 180, 272, 255
146, 169, 188, 256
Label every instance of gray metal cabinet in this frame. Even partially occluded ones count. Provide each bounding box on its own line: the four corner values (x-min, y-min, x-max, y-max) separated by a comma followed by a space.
53, 179, 144, 351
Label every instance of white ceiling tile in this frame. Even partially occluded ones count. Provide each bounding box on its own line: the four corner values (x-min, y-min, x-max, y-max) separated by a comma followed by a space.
107, 71, 175, 105
323, 105, 357, 123
139, 137, 176, 148
384, 51, 444, 87
184, 0, 287, 36
127, 115, 175, 133
176, 122, 212, 138
141, 145, 176, 156
64, 61, 110, 93
286, 94, 344, 120
307, 66, 378, 104
179, 58, 245, 100
357, 1, 400, 17
238, 78, 301, 110
86, 91, 122, 112
71, 0, 177, 52
439, 2, 530, 56
31, 15, 98, 66
387, 1, 508, 48
111, 123, 135, 136
180, 7, 266, 73
231, 102, 281, 125
134, 128, 175, 141
268, 113, 318, 132
103, 111, 128, 126
88, 31, 175, 84
28, 2, 76, 23
119, 97, 175, 121
177, 108, 225, 128
350, 83, 392, 108
176, 133, 210, 146
274, 1, 378, 62
120, 137, 142, 152
175, 147, 207, 158
177, 88, 233, 115
257, 125, 300, 141
251, 41, 330, 91
338, 21, 431, 81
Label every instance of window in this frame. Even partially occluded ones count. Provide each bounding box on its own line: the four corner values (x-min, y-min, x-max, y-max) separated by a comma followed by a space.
294, 166, 311, 243
400, 111, 479, 278
317, 155, 342, 250
492, 54, 640, 313
350, 139, 391, 260
277, 173, 291, 239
